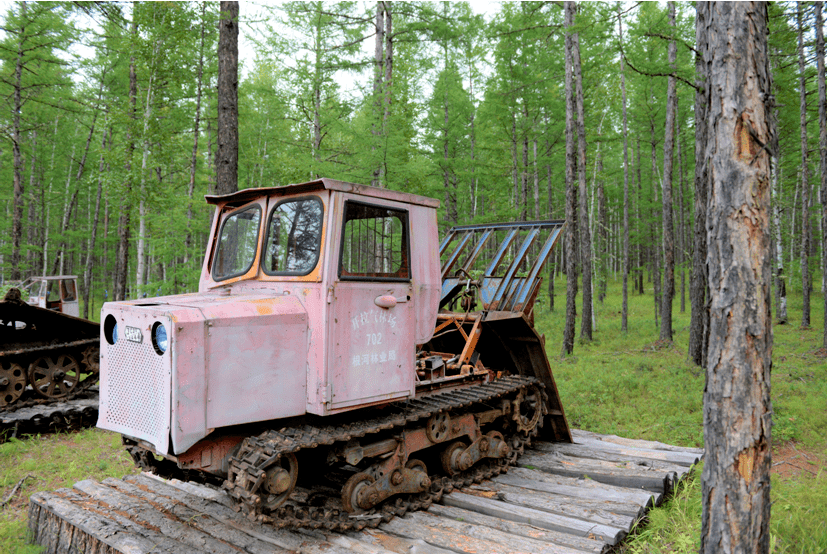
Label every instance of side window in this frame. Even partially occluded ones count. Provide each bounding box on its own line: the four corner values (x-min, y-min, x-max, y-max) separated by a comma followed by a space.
61, 279, 76, 301
339, 201, 410, 281
262, 197, 324, 275
212, 205, 261, 281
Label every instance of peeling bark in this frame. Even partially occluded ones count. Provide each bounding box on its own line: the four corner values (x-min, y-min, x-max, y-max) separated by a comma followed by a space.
699, 4, 773, 553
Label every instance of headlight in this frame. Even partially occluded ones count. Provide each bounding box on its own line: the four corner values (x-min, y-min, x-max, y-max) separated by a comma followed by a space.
104, 315, 118, 345
152, 322, 168, 355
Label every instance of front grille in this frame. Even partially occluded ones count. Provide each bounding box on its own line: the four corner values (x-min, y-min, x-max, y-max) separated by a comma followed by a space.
102, 337, 169, 450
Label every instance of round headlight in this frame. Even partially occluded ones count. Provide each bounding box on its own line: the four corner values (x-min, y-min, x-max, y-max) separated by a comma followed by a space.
104, 315, 118, 345
152, 322, 168, 355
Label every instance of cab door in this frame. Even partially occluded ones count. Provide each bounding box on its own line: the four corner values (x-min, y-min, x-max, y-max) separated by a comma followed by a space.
327, 196, 414, 410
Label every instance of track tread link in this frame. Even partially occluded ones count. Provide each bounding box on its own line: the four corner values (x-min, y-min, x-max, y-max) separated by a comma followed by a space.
224, 375, 544, 531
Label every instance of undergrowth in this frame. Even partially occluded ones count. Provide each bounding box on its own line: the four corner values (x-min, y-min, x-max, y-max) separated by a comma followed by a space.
537, 276, 827, 553
0, 277, 824, 552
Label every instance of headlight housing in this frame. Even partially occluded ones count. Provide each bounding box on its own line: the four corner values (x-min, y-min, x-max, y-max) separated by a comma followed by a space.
104, 315, 118, 345
152, 322, 168, 355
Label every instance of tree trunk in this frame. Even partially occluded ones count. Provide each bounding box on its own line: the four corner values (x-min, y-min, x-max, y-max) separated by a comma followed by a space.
660, 1, 677, 341
216, 1, 239, 196
619, 2, 630, 332
689, 2, 710, 367
185, 1, 207, 269
816, 1, 827, 347
572, 9, 592, 342
371, 1, 384, 187
10, 1, 27, 280
84, 128, 107, 319
797, 2, 811, 328
115, 14, 138, 302
562, 0, 577, 356
650, 124, 660, 330
699, 4, 773, 553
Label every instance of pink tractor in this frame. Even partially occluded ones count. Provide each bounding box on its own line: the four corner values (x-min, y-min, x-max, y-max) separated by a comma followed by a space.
97, 178, 569, 530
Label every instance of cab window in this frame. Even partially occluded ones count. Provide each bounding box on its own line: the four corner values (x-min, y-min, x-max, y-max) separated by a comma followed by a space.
212, 204, 262, 281
262, 197, 324, 276
339, 201, 409, 281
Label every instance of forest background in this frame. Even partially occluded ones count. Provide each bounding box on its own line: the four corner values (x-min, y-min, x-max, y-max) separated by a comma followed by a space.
0, 0, 825, 349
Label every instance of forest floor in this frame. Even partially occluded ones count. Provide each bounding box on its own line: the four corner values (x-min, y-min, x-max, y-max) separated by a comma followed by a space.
1, 278, 825, 553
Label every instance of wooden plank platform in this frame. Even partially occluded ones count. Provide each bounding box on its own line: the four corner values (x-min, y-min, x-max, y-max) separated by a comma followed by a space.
27, 430, 702, 554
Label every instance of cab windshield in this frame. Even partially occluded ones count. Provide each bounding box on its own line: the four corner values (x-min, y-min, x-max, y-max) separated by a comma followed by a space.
212, 205, 262, 281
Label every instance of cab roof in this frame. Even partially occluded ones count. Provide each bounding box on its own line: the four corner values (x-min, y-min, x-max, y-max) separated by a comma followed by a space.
205, 178, 440, 209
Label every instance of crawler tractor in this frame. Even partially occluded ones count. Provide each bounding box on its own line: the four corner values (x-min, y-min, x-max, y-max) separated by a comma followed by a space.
97, 178, 570, 530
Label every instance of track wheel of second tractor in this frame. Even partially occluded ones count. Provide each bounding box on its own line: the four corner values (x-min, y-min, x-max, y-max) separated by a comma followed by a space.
0, 359, 27, 407
28, 354, 80, 399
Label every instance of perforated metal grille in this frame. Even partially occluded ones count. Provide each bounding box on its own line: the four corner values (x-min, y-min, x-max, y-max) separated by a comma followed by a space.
102, 337, 169, 449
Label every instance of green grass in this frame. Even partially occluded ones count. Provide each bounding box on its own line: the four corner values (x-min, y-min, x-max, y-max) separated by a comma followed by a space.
0, 428, 138, 553
537, 275, 827, 553
0, 275, 825, 553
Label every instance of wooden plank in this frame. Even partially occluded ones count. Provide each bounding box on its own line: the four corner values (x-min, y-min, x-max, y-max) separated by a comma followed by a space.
474, 481, 647, 519
358, 529, 458, 554
569, 430, 704, 455
550, 437, 702, 467
442, 492, 625, 545
427, 503, 607, 554
503, 467, 659, 506
29, 489, 186, 554
533, 442, 693, 477
517, 451, 678, 494
123, 474, 335, 553
74, 479, 265, 554
381, 510, 588, 554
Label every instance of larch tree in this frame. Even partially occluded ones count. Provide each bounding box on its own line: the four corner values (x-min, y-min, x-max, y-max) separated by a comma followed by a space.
697, 2, 773, 553
562, 0, 577, 356
796, 2, 811, 329
816, 0, 827, 349
618, 1, 630, 333
216, 0, 239, 196
659, 1, 676, 342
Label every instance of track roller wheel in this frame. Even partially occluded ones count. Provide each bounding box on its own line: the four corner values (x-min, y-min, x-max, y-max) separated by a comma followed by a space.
0, 359, 27, 407
441, 440, 467, 476
262, 453, 298, 511
426, 412, 450, 443
28, 354, 80, 398
406, 458, 428, 475
341, 472, 374, 513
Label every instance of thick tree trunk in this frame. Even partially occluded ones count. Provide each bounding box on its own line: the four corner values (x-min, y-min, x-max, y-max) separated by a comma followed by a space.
797, 3, 811, 328
216, 1, 239, 196
689, 1, 710, 367
699, 4, 773, 553
562, 0, 577, 356
816, 1, 827, 348
572, 11, 592, 342
660, 2, 677, 341
619, 1, 630, 332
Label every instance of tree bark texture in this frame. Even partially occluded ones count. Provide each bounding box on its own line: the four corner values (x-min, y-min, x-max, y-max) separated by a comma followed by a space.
816, 1, 827, 348
689, 0, 710, 367
698, 3, 773, 553
796, 3, 811, 328
618, 2, 630, 333
659, 1, 677, 342
562, 0, 577, 356
216, 1, 239, 196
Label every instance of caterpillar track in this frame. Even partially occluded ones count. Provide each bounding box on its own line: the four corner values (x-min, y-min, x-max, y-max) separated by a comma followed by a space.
129, 375, 546, 530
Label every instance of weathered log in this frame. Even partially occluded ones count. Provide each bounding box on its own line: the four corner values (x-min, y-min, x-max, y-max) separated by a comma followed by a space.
442, 491, 625, 545
568, 430, 704, 454
504, 466, 660, 506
